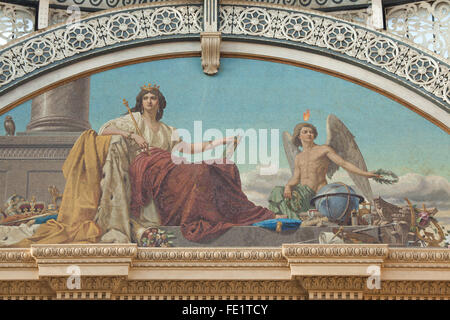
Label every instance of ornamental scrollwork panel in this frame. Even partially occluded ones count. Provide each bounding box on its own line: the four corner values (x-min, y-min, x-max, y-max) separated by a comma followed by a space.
64, 23, 99, 53
188, 6, 203, 33
149, 7, 186, 35
21, 37, 57, 68
328, 8, 372, 26
0, 4, 203, 89
443, 81, 450, 104
39, 0, 370, 11
279, 13, 315, 43
0, 57, 16, 86
0, 3, 35, 46
386, 0, 449, 59
0, 2, 448, 113
364, 37, 400, 67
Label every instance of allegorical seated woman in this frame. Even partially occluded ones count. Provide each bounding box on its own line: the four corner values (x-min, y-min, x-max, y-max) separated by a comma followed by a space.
95, 83, 280, 243
9, 83, 279, 248
95, 83, 279, 243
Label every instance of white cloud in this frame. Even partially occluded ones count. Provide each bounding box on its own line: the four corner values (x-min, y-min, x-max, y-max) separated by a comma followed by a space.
241, 169, 450, 210
370, 173, 450, 209
241, 167, 291, 207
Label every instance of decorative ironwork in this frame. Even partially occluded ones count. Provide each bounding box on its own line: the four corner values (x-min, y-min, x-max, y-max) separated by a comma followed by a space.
0, 4, 202, 91
0, 2, 448, 113
386, 0, 449, 59
328, 8, 372, 26
0, 3, 35, 46
49, 8, 90, 26
51, 0, 175, 10
51, 0, 371, 10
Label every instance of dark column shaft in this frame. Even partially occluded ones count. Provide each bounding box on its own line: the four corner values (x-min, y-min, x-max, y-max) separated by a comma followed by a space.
27, 77, 91, 132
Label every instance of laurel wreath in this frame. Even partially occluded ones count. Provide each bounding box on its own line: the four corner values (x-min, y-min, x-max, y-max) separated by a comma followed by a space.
373, 169, 399, 185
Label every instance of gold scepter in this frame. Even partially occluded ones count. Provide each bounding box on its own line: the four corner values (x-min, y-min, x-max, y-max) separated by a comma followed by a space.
122, 98, 151, 155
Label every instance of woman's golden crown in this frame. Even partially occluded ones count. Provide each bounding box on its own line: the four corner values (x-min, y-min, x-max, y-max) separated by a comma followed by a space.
141, 83, 160, 91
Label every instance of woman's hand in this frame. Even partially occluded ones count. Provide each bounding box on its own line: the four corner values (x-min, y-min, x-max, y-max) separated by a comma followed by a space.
131, 133, 149, 150
206, 136, 240, 150
220, 135, 241, 147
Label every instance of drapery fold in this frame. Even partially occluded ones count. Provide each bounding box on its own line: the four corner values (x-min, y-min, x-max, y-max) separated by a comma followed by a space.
130, 148, 275, 242
11, 130, 111, 247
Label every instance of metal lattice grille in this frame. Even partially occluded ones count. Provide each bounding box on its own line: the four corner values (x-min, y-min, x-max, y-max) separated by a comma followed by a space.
0, 3, 35, 46
386, 0, 449, 59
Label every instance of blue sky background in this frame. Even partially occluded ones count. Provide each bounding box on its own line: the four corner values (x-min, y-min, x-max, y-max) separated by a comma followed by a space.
2, 57, 449, 179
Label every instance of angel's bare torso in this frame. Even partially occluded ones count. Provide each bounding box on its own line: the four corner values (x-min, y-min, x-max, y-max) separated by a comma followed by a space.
284, 119, 378, 202
296, 144, 332, 192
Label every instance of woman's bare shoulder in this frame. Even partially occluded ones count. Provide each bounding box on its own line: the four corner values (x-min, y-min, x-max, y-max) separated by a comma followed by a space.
159, 121, 176, 130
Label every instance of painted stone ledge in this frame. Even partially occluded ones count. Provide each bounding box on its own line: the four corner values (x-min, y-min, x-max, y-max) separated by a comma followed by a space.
132, 247, 289, 280
0, 249, 37, 281
383, 248, 450, 281
31, 244, 137, 277
0, 244, 446, 281
0, 245, 448, 299
282, 244, 389, 277
0, 249, 34, 264
135, 247, 285, 266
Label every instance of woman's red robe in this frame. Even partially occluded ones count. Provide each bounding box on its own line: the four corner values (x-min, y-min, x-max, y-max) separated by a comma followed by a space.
129, 148, 275, 242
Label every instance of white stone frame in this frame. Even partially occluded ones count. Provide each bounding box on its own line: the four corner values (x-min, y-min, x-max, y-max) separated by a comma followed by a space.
0, 2, 449, 300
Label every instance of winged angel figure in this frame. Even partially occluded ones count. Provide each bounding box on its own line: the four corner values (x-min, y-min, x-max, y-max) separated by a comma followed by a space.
268, 114, 382, 219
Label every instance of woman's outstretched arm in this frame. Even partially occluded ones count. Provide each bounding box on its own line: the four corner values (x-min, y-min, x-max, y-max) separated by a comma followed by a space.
174, 136, 236, 154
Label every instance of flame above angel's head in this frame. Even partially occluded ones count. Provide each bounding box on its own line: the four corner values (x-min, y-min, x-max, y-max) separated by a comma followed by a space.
303, 109, 310, 121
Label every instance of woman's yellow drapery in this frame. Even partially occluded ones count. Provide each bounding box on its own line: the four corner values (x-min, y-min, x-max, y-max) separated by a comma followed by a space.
12, 130, 111, 247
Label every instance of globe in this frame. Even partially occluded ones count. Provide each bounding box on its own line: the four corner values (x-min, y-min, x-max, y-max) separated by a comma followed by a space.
310, 182, 364, 224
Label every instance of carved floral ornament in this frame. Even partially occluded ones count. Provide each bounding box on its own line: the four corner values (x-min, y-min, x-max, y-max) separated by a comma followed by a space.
0, 1, 448, 112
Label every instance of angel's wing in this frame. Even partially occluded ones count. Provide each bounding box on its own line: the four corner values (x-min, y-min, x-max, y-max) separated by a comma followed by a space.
283, 131, 299, 175
326, 114, 374, 201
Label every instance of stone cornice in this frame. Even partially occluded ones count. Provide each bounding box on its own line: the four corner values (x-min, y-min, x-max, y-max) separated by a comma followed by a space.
0, 244, 448, 299
134, 247, 286, 267
0, 249, 34, 263
282, 244, 389, 259
31, 244, 138, 260
0, 244, 446, 275
0, 244, 444, 268
387, 247, 450, 263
